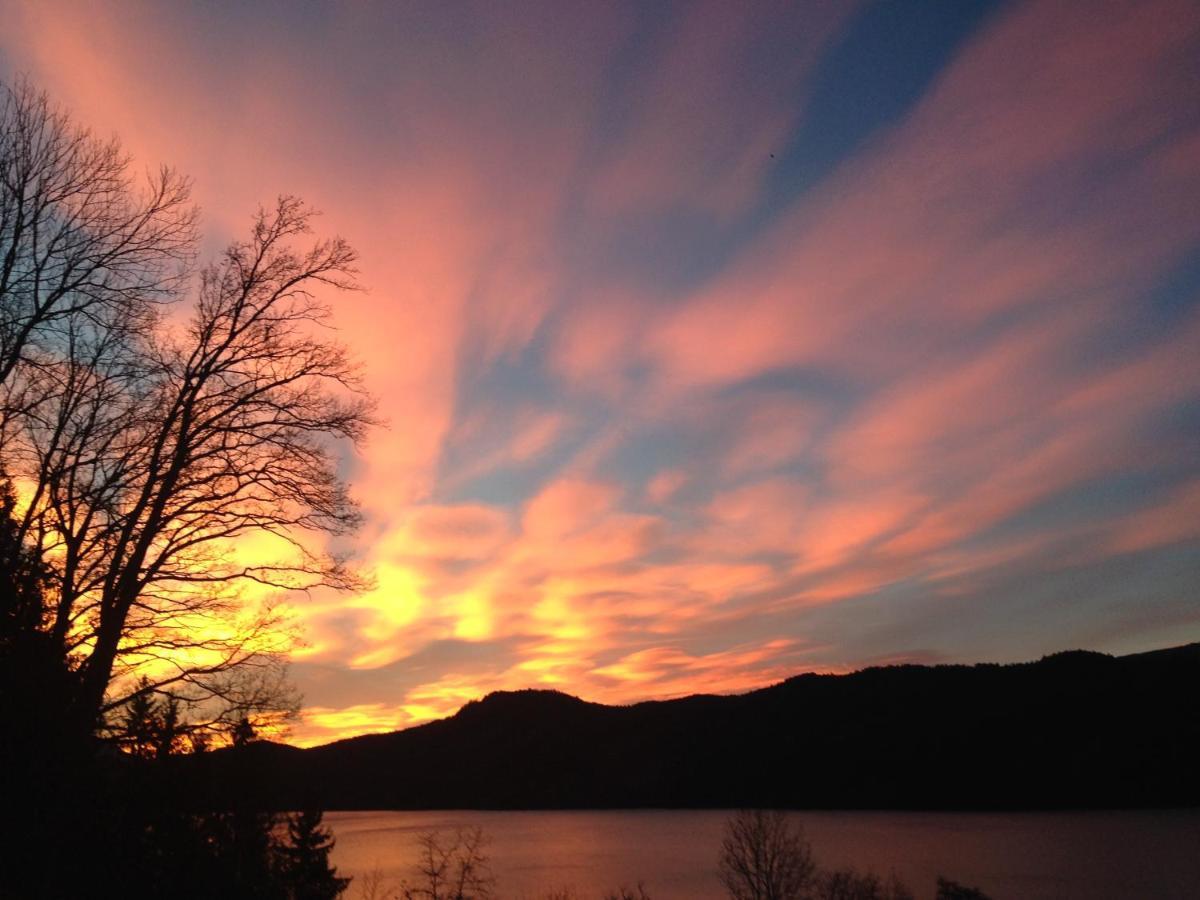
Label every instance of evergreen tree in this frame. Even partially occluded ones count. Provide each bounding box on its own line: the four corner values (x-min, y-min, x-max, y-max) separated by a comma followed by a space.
0, 476, 51, 643
277, 810, 350, 900
122, 681, 162, 759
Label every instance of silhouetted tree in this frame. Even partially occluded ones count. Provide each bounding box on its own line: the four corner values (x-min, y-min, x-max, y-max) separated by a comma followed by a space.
118, 677, 187, 758
718, 810, 817, 900
232, 714, 258, 748
602, 887, 654, 900
3, 191, 359, 733
355, 868, 390, 900
0, 470, 86, 761
400, 827, 495, 900
935, 878, 992, 900
0, 76, 363, 900
0, 77, 194, 438
815, 868, 913, 900
73, 196, 371, 724
0, 77, 336, 742
0, 472, 93, 899
121, 678, 164, 758
200, 807, 285, 899
4, 188, 368, 735
277, 810, 351, 900
0, 474, 51, 641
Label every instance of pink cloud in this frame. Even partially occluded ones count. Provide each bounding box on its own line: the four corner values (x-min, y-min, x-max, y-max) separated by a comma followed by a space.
533, 513, 663, 572
636, 0, 1200, 392
646, 469, 688, 504
856, 314, 1200, 560
1103, 480, 1200, 557
3, 0, 630, 515
522, 478, 620, 539
794, 491, 928, 572
720, 395, 821, 475
550, 293, 650, 394
440, 409, 570, 490
702, 479, 810, 555
587, 0, 856, 219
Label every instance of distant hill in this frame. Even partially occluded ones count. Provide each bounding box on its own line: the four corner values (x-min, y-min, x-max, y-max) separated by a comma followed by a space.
171, 643, 1200, 811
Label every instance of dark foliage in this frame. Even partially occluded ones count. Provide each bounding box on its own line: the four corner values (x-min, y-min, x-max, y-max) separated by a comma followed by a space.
817, 868, 916, 900
0, 76, 364, 899
0, 479, 347, 899
935, 878, 992, 900
277, 810, 352, 900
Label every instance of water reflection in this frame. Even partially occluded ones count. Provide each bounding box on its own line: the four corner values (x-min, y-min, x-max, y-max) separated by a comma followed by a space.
326, 809, 1200, 900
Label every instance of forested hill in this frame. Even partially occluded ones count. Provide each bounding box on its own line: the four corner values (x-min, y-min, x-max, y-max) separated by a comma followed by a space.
174, 643, 1200, 811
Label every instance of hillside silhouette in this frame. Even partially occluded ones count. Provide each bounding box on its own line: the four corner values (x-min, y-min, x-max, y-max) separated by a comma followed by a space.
172, 643, 1200, 811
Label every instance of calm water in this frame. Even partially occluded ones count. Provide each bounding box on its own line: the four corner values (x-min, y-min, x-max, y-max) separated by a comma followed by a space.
326, 809, 1200, 899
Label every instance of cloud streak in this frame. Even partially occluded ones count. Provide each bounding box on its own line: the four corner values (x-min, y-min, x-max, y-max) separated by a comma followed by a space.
4, 0, 1198, 745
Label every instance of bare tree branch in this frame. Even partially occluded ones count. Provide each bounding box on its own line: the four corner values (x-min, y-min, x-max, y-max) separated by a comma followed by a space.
2, 78, 375, 736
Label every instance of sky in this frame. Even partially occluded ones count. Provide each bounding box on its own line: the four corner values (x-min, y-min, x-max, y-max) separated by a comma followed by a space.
2, 0, 1198, 746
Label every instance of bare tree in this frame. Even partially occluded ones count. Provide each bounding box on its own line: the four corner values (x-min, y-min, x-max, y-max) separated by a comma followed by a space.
718, 810, 817, 900
400, 827, 495, 900
73, 196, 372, 724
356, 868, 390, 900
0, 77, 195, 438
815, 869, 913, 900
6, 178, 372, 735
11, 296, 153, 646
1, 76, 376, 746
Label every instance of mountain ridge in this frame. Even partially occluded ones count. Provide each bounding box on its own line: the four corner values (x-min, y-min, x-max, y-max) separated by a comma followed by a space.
317, 644, 1194, 752
175, 642, 1200, 811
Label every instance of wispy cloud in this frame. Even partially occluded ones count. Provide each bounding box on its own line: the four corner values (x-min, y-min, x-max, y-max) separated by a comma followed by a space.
5, 0, 1198, 745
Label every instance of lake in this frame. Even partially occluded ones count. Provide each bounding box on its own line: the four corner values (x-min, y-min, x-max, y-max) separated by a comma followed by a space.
325, 809, 1200, 899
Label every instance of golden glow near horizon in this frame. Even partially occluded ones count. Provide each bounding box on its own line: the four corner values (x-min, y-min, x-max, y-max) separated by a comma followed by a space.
5, 0, 1199, 746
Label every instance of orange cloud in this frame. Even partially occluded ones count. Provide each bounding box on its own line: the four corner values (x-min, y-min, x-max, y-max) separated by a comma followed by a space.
703, 480, 810, 554
398, 505, 513, 562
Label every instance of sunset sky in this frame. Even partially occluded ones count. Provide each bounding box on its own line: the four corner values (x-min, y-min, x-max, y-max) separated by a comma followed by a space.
2, 0, 1198, 746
